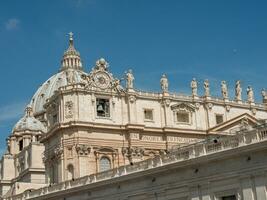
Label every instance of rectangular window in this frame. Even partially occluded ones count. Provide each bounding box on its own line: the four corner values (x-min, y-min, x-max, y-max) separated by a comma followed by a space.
216, 114, 224, 125
222, 195, 236, 200
177, 112, 190, 123
144, 109, 153, 121
96, 98, 110, 118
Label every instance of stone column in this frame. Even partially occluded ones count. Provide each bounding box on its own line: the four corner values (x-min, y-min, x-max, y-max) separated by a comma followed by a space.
127, 93, 137, 124
240, 176, 254, 200
162, 97, 171, 127
9, 136, 16, 154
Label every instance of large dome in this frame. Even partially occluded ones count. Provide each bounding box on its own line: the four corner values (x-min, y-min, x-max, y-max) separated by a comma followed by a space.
30, 33, 87, 114
30, 70, 87, 114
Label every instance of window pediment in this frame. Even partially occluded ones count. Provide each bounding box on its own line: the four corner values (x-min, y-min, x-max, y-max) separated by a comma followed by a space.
95, 146, 117, 153
171, 103, 195, 112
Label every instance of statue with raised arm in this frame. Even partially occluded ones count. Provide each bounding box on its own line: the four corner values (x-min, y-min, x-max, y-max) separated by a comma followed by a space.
247, 86, 254, 103
126, 69, 134, 89
235, 80, 242, 101
262, 88, 267, 103
191, 78, 198, 96
221, 80, 228, 99
204, 79, 210, 97
160, 74, 168, 93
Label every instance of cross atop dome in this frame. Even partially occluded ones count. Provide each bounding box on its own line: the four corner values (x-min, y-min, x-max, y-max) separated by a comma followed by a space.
60, 32, 83, 71
69, 32, 74, 46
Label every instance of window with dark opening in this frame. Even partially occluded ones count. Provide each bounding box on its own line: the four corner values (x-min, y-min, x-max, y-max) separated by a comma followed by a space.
144, 109, 153, 121
96, 99, 110, 118
216, 114, 224, 125
222, 195, 236, 200
176, 112, 190, 123
52, 114, 58, 124
19, 140, 23, 151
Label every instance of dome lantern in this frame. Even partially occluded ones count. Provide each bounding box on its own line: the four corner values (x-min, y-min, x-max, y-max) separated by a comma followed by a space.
61, 32, 83, 71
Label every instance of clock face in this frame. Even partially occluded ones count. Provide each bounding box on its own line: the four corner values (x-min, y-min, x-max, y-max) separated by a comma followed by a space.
94, 72, 110, 89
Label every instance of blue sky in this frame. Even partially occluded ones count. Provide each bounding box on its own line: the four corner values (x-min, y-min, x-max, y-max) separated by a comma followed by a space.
0, 0, 267, 153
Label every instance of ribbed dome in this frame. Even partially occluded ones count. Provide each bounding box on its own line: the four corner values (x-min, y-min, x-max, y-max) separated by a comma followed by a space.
30, 69, 87, 114
13, 106, 46, 134
30, 33, 87, 114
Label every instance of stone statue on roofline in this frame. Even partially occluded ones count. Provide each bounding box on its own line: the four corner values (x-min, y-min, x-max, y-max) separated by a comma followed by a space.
221, 80, 228, 99
262, 88, 267, 104
204, 79, 210, 97
247, 85, 254, 103
160, 74, 168, 93
191, 78, 198, 97
66, 70, 76, 85
235, 80, 242, 102
125, 69, 134, 90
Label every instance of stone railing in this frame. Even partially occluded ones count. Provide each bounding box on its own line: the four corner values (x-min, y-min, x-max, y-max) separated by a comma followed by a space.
4, 123, 267, 200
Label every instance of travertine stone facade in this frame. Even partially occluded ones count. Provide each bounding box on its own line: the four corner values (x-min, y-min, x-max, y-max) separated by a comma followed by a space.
4, 123, 267, 200
0, 33, 267, 198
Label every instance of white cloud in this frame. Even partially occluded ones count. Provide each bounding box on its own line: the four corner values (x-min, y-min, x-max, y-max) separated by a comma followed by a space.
5, 18, 20, 31
0, 101, 27, 122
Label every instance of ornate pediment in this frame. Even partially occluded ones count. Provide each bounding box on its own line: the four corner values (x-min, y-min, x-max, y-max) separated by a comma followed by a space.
81, 58, 124, 93
171, 102, 196, 112
208, 113, 259, 134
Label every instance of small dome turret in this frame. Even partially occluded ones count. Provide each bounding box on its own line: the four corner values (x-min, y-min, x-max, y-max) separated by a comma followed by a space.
12, 106, 46, 134
61, 32, 83, 71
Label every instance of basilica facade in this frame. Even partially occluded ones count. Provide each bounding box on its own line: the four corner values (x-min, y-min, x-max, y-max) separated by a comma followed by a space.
1, 34, 267, 198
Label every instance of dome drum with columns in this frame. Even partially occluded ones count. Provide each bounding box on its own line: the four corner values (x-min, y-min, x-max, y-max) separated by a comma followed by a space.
0, 33, 267, 197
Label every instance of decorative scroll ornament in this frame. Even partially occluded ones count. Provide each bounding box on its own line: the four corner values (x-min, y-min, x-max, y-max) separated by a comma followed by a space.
122, 147, 145, 158
76, 144, 91, 155
81, 58, 124, 93
225, 105, 231, 112
54, 146, 63, 159
195, 102, 200, 110
162, 98, 171, 107
205, 102, 213, 110
128, 95, 136, 103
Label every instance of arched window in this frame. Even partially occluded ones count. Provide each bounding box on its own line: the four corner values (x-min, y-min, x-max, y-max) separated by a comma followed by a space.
67, 164, 74, 180
99, 157, 111, 172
